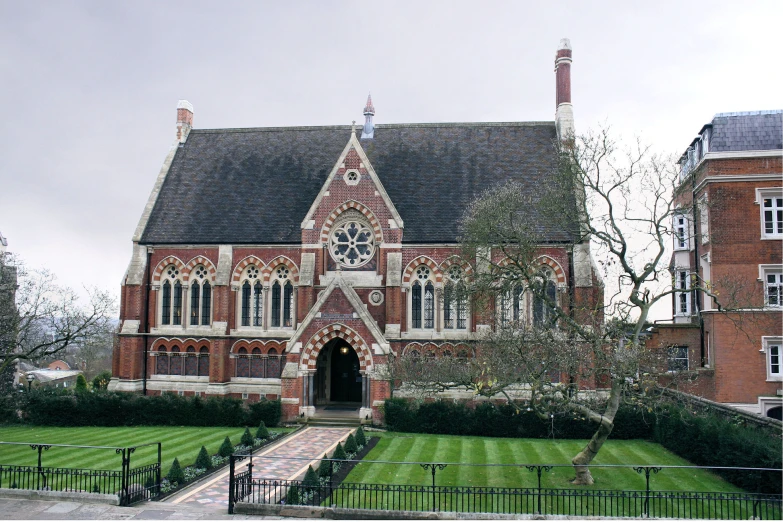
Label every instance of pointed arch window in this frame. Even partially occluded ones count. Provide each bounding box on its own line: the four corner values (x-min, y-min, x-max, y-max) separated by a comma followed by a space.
271, 266, 294, 328
156, 347, 168, 375
411, 266, 434, 329
169, 346, 182, 375
499, 285, 525, 328
198, 346, 210, 377
160, 265, 183, 326
532, 268, 558, 328
444, 266, 468, 330
268, 347, 281, 377
250, 347, 263, 378
239, 265, 263, 328
190, 265, 212, 326
236, 347, 250, 378
185, 346, 198, 376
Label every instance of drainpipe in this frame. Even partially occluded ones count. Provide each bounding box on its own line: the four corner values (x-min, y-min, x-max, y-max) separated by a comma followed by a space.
690, 169, 705, 367
143, 249, 152, 395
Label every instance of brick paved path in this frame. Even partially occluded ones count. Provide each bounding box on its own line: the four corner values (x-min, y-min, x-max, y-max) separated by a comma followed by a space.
165, 427, 354, 510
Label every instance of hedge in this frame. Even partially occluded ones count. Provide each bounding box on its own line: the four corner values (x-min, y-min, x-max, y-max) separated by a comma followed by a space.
384, 398, 781, 494
6, 389, 281, 427
383, 398, 653, 440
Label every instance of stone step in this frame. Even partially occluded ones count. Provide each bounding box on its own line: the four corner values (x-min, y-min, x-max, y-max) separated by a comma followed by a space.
307, 416, 362, 427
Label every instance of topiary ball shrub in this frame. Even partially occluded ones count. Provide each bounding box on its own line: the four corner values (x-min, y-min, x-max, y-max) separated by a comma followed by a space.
317, 454, 331, 478
332, 442, 347, 461
256, 421, 270, 440
241, 427, 254, 447
166, 458, 185, 484
195, 445, 212, 470
344, 434, 358, 454
355, 426, 367, 447
218, 436, 234, 458
286, 484, 301, 505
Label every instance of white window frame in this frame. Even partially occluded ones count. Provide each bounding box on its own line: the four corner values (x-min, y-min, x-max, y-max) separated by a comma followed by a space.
675, 270, 691, 316
759, 265, 783, 309
757, 188, 783, 240
673, 213, 690, 250
761, 337, 782, 381
667, 345, 689, 372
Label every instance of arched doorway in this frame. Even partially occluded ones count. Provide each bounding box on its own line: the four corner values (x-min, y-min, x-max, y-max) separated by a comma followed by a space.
314, 338, 362, 405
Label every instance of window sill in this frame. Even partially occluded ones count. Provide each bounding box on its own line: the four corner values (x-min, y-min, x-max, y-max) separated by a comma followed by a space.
230, 328, 294, 338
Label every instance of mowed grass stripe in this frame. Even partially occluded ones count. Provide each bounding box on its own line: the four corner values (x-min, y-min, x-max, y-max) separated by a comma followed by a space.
345, 433, 741, 494
0, 426, 291, 472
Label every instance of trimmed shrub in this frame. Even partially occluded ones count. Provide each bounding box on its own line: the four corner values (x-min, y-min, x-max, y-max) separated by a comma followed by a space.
195, 445, 212, 470
218, 437, 234, 458
75, 375, 88, 393
286, 484, 301, 505
302, 465, 319, 492
166, 458, 185, 484
317, 454, 331, 478
241, 427, 254, 447
344, 434, 358, 454
332, 442, 347, 461
255, 421, 270, 440
355, 426, 367, 447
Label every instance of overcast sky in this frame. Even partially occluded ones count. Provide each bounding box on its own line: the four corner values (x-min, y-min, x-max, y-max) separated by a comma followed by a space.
1, 1, 780, 320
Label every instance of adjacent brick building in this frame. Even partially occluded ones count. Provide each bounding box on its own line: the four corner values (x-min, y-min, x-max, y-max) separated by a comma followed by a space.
110, 39, 603, 422
649, 110, 783, 419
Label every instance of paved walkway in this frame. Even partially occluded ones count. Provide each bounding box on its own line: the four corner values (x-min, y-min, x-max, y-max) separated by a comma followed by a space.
165, 427, 354, 510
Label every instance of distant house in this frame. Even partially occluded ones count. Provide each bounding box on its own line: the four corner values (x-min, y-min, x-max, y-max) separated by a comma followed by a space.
47, 360, 71, 371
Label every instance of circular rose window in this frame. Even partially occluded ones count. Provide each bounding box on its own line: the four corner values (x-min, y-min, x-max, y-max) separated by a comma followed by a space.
329, 221, 375, 267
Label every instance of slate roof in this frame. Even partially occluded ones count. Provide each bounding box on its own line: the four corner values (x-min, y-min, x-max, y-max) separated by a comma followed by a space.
140, 122, 573, 245
709, 110, 783, 152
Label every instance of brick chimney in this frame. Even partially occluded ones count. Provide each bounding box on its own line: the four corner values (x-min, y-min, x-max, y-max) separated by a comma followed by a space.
176, 100, 194, 143
554, 39, 574, 142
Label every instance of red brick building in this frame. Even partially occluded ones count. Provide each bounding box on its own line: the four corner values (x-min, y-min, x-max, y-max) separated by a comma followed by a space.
110, 39, 603, 422
649, 110, 783, 419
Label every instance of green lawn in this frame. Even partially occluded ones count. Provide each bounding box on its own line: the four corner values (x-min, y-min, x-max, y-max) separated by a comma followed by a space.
0, 425, 293, 471
343, 432, 741, 493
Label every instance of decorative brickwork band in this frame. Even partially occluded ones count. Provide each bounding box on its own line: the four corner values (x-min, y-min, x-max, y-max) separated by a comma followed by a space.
439, 256, 475, 277
183, 256, 217, 282
231, 256, 266, 284
402, 256, 442, 284
496, 255, 566, 286
151, 338, 211, 351
300, 324, 373, 372
402, 342, 475, 358
230, 339, 285, 355
320, 200, 384, 244
151, 256, 187, 284
261, 256, 299, 283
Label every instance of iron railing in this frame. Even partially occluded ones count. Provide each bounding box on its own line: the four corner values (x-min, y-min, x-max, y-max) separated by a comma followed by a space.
228, 455, 782, 519
0, 441, 161, 506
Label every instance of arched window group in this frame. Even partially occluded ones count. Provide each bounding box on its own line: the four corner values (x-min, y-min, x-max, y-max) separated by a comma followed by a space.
190, 265, 212, 326
241, 266, 263, 327
497, 267, 559, 329
159, 263, 213, 328
155, 345, 209, 376
443, 266, 467, 330
412, 266, 435, 329
237, 265, 295, 330
234, 345, 285, 378
161, 265, 183, 326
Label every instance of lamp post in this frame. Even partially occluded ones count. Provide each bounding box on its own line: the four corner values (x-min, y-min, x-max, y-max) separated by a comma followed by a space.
26, 373, 35, 391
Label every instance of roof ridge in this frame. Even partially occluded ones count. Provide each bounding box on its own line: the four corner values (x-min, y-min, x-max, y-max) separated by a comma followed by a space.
714, 110, 782, 118
189, 121, 555, 134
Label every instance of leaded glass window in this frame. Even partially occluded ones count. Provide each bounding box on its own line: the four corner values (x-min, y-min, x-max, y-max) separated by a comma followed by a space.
329, 219, 375, 268
162, 281, 171, 325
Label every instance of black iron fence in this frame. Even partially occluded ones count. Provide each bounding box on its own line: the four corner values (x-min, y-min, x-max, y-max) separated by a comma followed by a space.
0, 441, 161, 506
228, 455, 782, 519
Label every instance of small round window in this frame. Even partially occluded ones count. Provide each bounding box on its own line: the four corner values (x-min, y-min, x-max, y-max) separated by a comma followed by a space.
329, 220, 375, 268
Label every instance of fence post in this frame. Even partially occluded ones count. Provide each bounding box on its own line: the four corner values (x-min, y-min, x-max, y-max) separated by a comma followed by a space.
633, 466, 661, 518
329, 459, 334, 503
525, 465, 552, 514
117, 448, 127, 506
420, 463, 447, 512
29, 445, 50, 491
156, 443, 162, 498
228, 454, 236, 515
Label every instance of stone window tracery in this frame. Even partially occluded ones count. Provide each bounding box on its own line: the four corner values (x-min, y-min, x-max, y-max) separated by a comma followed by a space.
444, 266, 467, 330
190, 265, 211, 326
240, 265, 263, 328
161, 265, 183, 326
329, 218, 375, 268
533, 268, 558, 327
412, 266, 435, 329
271, 267, 294, 328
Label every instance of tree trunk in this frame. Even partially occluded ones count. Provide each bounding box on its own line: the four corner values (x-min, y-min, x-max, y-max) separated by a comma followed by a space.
570, 380, 622, 485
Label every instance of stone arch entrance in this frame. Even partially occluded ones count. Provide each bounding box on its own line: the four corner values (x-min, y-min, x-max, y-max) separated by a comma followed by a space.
314, 338, 362, 405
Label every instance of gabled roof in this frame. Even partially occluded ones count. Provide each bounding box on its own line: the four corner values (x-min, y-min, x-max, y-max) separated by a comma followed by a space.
139, 121, 572, 245
709, 110, 782, 153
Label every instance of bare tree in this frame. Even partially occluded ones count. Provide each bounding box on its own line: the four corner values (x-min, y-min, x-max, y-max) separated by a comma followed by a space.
0, 255, 116, 381
393, 128, 731, 485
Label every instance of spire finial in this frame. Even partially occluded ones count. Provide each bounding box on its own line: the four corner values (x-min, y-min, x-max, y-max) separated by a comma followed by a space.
351, 120, 356, 135
361, 93, 375, 139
